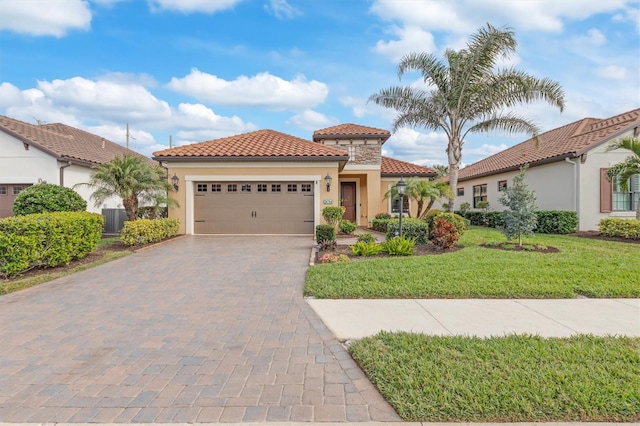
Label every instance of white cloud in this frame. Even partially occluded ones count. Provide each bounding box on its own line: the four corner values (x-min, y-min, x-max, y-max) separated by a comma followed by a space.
339, 96, 397, 122
374, 25, 437, 62
167, 69, 328, 110
85, 124, 156, 148
0, 0, 91, 37
571, 28, 607, 48
384, 128, 450, 165
466, 143, 509, 157
287, 109, 334, 131
148, 0, 244, 14
265, 0, 300, 19
594, 65, 627, 80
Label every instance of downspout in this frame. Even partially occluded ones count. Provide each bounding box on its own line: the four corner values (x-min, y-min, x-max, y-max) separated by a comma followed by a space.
564, 157, 577, 212
59, 161, 72, 186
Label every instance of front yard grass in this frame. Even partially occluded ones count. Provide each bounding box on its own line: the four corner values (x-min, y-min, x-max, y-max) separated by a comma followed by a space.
349, 332, 640, 422
305, 227, 640, 298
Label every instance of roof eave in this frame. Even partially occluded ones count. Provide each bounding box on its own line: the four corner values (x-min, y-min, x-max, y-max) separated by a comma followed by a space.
381, 172, 437, 178
0, 127, 65, 160
152, 154, 350, 163
313, 134, 390, 142
574, 122, 640, 156
458, 153, 579, 182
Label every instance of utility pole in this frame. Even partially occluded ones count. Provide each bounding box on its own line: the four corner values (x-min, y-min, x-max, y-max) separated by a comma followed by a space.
169, 135, 173, 148
126, 123, 130, 149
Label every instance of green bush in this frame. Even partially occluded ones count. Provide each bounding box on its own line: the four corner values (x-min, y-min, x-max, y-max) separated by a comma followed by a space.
120, 218, 180, 246
424, 209, 445, 232
316, 224, 336, 243
374, 212, 392, 220
357, 232, 376, 244
455, 210, 484, 226
599, 218, 640, 239
434, 212, 467, 236
339, 219, 357, 234
485, 211, 505, 228
350, 241, 383, 256
322, 206, 344, 227
0, 212, 103, 278
431, 218, 459, 249
371, 218, 391, 233
535, 211, 578, 234
386, 218, 429, 245
12, 183, 87, 215
382, 236, 415, 256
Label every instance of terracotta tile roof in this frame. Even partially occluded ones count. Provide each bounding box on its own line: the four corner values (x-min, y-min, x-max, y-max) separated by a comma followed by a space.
0, 115, 148, 165
381, 156, 437, 177
458, 108, 640, 181
313, 123, 391, 141
153, 129, 350, 160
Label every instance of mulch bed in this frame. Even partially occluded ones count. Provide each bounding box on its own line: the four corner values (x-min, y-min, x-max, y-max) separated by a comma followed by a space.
320, 243, 462, 261
569, 230, 639, 244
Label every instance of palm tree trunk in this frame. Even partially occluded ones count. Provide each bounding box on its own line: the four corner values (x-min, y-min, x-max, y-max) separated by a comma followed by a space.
448, 163, 459, 212
416, 200, 424, 219
636, 197, 640, 220
123, 197, 137, 222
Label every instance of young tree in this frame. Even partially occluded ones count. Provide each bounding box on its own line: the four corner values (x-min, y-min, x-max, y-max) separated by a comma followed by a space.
383, 178, 453, 219
499, 166, 537, 246
607, 137, 640, 220
370, 23, 565, 211
77, 154, 176, 221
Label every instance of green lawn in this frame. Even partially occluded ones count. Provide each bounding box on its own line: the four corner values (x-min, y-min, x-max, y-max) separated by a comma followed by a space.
305, 227, 640, 298
349, 332, 640, 422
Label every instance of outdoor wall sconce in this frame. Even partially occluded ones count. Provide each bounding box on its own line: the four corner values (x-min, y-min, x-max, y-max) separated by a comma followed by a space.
171, 173, 179, 191
324, 173, 332, 191
396, 176, 406, 237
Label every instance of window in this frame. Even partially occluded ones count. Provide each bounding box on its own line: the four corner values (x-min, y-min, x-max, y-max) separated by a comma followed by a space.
287, 184, 297, 192
196, 183, 208, 193
301, 183, 312, 193
271, 184, 281, 193
0, 186, 6, 195
391, 196, 410, 214
613, 174, 640, 212
498, 180, 507, 191
473, 184, 487, 208
257, 184, 267, 192
12, 186, 25, 195
347, 146, 356, 161
457, 187, 464, 196
227, 184, 237, 193
211, 184, 221, 192
241, 184, 251, 193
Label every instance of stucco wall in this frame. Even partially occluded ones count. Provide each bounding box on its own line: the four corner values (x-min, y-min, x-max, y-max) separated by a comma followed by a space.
380, 177, 432, 220
63, 165, 122, 213
0, 132, 58, 185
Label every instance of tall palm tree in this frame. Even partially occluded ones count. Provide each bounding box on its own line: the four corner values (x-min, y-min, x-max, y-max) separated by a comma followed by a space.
607, 137, 640, 219
78, 154, 176, 221
384, 178, 453, 219
370, 23, 565, 211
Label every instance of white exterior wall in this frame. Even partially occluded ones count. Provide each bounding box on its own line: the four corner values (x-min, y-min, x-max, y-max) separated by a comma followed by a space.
63, 165, 122, 213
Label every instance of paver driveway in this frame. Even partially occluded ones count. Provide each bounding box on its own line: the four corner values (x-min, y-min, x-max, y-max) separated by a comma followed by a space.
0, 236, 399, 422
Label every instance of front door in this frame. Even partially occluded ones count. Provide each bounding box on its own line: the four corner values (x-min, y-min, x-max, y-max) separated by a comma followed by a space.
341, 182, 356, 222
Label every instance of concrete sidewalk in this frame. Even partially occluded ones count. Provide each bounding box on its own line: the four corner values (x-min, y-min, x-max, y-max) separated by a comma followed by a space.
306, 298, 640, 340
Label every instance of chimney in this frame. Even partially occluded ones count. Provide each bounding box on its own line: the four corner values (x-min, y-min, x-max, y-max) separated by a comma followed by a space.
101, 138, 105, 149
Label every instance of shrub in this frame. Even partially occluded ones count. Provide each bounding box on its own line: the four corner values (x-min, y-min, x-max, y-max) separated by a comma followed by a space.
374, 212, 392, 220
319, 253, 350, 263
12, 183, 87, 215
0, 212, 103, 278
455, 210, 484, 226
350, 241, 383, 256
316, 224, 336, 243
357, 232, 376, 244
485, 211, 506, 228
459, 202, 471, 213
138, 206, 168, 219
322, 206, 344, 227
120, 218, 180, 246
424, 209, 445, 233
434, 212, 467, 236
371, 218, 391, 233
431, 218, 459, 249
339, 219, 357, 234
535, 210, 578, 234
319, 240, 337, 251
381, 236, 415, 256
599, 218, 640, 239
386, 218, 429, 245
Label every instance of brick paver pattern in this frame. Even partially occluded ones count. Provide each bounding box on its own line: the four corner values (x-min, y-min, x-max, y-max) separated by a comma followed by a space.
0, 236, 399, 422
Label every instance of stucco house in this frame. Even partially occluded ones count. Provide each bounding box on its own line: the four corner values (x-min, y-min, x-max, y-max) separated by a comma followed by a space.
153, 124, 436, 235
454, 108, 640, 231
0, 114, 144, 218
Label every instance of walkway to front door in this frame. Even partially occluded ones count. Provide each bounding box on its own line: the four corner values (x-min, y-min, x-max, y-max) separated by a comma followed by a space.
0, 236, 398, 422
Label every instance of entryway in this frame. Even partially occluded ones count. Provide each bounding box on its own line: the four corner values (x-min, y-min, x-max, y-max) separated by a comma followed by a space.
340, 181, 356, 222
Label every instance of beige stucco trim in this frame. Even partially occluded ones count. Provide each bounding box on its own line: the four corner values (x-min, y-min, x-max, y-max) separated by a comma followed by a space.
343, 164, 381, 171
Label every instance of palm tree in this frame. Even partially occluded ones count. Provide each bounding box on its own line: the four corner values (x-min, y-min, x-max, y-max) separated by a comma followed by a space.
607, 137, 640, 219
432, 164, 449, 178
384, 178, 453, 219
370, 23, 565, 211
78, 154, 176, 221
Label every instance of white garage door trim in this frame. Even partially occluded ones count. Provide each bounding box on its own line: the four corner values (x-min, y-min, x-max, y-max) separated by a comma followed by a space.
185, 174, 321, 235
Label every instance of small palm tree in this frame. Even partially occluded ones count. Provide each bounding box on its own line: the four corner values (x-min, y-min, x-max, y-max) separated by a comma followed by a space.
432, 164, 449, 178
77, 154, 177, 221
384, 178, 453, 219
370, 23, 565, 211
607, 137, 640, 219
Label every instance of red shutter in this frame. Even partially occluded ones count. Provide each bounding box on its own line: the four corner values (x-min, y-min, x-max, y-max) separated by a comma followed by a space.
600, 168, 612, 213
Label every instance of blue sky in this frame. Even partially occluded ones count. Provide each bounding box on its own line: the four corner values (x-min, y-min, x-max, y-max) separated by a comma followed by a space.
1, 0, 638, 167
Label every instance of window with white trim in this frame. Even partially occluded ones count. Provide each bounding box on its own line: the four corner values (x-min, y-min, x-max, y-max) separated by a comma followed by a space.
613, 174, 640, 211
473, 184, 487, 208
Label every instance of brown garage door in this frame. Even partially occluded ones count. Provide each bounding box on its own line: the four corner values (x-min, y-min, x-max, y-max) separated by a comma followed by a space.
194, 181, 314, 234
0, 184, 32, 218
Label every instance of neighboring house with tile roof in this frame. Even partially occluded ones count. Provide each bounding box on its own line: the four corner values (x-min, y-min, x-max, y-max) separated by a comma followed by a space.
452, 108, 640, 231
153, 125, 436, 235
0, 115, 147, 218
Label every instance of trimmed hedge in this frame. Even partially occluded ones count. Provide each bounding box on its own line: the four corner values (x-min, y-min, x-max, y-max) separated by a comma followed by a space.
0, 212, 103, 278
386, 218, 429, 245
120, 218, 180, 246
371, 217, 391, 233
316, 224, 336, 243
339, 219, 357, 235
599, 218, 640, 239
456, 210, 578, 234
12, 183, 87, 216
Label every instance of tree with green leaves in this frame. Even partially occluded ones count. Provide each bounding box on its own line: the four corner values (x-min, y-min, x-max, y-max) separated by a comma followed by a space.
370, 23, 565, 211
77, 154, 177, 221
432, 164, 449, 178
607, 137, 640, 220
384, 178, 453, 219
499, 166, 537, 247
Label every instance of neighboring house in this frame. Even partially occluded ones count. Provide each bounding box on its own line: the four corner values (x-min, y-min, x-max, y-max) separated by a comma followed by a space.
453, 108, 640, 231
0, 115, 145, 218
153, 124, 436, 235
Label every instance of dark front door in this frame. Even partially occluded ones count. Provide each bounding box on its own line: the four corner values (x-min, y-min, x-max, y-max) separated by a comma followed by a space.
341, 182, 356, 222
